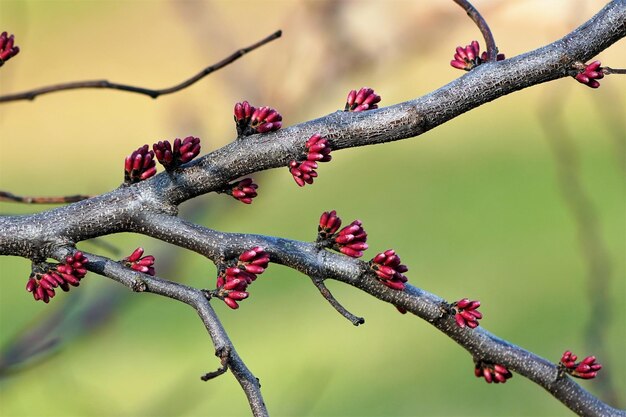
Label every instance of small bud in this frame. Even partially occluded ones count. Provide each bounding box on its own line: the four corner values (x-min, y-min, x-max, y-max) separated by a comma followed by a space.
344, 88, 381, 112
475, 361, 512, 384
153, 137, 201, 170
450, 41, 505, 71
124, 145, 156, 184
214, 247, 270, 310
369, 249, 409, 290
333, 220, 368, 258
559, 350, 602, 379
26, 252, 89, 303
228, 178, 259, 204
451, 298, 482, 329
288, 134, 331, 187
574, 60, 604, 89
122, 247, 156, 276
234, 101, 282, 137
0, 32, 20, 66
318, 210, 342, 240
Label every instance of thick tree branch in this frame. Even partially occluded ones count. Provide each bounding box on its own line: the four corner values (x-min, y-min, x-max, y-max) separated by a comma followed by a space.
0, 31, 282, 103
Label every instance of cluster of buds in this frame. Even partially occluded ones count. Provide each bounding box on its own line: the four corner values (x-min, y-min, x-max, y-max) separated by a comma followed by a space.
227, 178, 259, 204
26, 252, 88, 303
344, 87, 381, 112
559, 351, 602, 379
450, 298, 482, 329
153, 136, 201, 170
317, 210, 368, 258
574, 61, 604, 89
289, 134, 332, 187
369, 249, 409, 290
215, 247, 270, 309
0, 32, 19, 66
450, 41, 505, 71
122, 247, 155, 276
234, 101, 282, 137
124, 145, 156, 184
475, 361, 513, 384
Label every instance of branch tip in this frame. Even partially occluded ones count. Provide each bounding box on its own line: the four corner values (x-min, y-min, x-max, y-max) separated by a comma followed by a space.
311, 278, 365, 326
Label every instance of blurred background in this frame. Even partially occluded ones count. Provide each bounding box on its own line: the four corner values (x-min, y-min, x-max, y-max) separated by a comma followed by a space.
0, 1, 624, 416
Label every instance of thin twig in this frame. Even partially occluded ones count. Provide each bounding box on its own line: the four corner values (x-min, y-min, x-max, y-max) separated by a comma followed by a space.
603, 66, 626, 74
311, 277, 365, 326
0, 191, 91, 204
453, 0, 498, 61
0, 30, 282, 103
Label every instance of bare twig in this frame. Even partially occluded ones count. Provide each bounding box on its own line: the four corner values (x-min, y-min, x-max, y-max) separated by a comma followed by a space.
311, 277, 365, 326
0, 30, 282, 103
453, 0, 498, 60
0, 191, 91, 204
603, 66, 626, 74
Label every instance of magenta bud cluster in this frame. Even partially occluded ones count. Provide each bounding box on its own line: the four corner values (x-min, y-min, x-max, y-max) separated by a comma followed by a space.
26, 252, 88, 303
560, 350, 602, 379
318, 210, 342, 240
345, 87, 381, 112
475, 361, 512, 384
317, 210, 368, 258
452, 298, 482, 329
123, 247, 156, 276
0, 32, 19, 66
574, 61, 604, 89
229, 178, 258, 204
450, 40, 504, 71
234, 101, 282, 137
153, 136, 201, 170
216, 247, 270, 309
124, 145, 156, 184
370, 249, 409, 290
289, 134, 332, 187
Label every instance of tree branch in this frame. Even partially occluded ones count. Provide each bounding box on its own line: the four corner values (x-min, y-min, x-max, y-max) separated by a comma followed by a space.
0, 30, 282, 103
0, 191, 91, 204
453, 0, 498, 60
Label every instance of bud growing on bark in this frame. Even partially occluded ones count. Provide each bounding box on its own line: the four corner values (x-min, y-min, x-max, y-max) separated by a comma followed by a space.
153, 136, 201, 170
369, 249, 409, 290
451, 298, 482, 328
344, 87, 381, 112
122, 247, 156, 276
474, 361, 512, 384
124, 145, 156, 184
0, 32, 20, 66
559, 350, 602, 379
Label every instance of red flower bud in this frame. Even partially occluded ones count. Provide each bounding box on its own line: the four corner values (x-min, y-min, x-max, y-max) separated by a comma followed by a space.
26, 252, 89, 303
228, 178, 259, 204
0, 32, 20, 66
369, 249, 409, 290
234, 101, 282, 136
153, 136, 201, 170
559, 350, 602, 379
124, 145, 156, 184
450, 41, 504, 71
122, 247, 156, 276
344, 87, 381, 112
574, 60, 604, 88
475, 361, 512, 384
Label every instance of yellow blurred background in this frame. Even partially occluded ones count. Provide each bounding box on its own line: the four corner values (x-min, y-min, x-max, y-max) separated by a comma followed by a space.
1, 1, 624, 416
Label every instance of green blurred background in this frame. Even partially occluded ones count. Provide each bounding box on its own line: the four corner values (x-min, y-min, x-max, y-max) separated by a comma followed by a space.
1, 1, 624, 416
